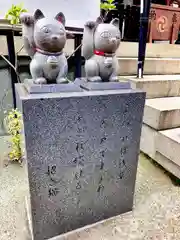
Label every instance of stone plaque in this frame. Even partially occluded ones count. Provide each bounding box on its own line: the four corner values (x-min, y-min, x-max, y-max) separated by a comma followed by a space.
16, 85, 145, 240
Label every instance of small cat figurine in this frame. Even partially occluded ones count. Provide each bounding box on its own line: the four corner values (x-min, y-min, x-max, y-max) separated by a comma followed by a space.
20, 9, 68, 84
82, 17, 121, 82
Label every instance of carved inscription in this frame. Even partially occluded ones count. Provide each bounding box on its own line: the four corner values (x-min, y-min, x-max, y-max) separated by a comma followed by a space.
74, 113, 87, 136
97, 119, 108, 194
48, 186, 59, 197
44, 111, 129, 201
48, 165, 56, 175
47, 164, 61, 197
74, 142, 84, 190
47, 164, 62, 184
118, 136, 128, 179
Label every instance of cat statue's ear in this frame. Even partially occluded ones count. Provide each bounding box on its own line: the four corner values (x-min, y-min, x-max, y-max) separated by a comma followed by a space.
84, 16, 103, 30
34, 9, 45, 21
96, 16, 103, 24
110, 18, 119, 28
55, 12, 66, 26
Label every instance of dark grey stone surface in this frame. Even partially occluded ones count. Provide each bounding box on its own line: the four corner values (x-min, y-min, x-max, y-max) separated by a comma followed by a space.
24, 79, 82, 93
74, 78, 131, 91
16, 83, 145, 240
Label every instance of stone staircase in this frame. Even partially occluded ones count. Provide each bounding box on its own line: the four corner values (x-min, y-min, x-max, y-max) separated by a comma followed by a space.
123, 75, 180, 179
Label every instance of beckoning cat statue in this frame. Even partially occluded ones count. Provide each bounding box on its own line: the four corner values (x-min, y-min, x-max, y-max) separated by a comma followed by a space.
20, 9, 68, 84
82, 17, 121, 82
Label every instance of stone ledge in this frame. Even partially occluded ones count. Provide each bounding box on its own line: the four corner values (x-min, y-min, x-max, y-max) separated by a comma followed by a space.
140, 124, 180, 179
140, 124, 158, 159
118, 58, 180, 75
157, 128, 180, 167
123, 75, 180, 99
143, 97, 180, 130
155, 152, 180, 179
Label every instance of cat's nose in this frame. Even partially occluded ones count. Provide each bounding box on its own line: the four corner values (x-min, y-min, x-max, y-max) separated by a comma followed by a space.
52, 35, 58, 40
110, 38, 116, 43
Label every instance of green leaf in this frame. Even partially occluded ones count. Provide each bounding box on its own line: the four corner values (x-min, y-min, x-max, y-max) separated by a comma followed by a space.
100, 0, 116, 11
5, 4, 28, 25
107, 0, 114, 4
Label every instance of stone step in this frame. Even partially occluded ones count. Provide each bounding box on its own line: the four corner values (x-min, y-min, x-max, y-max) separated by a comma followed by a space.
123, 75, 180, 99
2, 37, 180, 58
118, 58, 180, 76
155, 152, 180, 179
140, 124, 180, 179
140, 124, 158, 159
2, 35, 180, 76
157, 128, 180, 168
143, 97, 180, 130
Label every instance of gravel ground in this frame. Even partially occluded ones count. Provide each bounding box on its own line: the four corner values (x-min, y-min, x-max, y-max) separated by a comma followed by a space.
0, 136, 180, 240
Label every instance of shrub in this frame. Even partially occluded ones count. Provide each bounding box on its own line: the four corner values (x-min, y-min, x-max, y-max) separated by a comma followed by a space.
4, 109, 23, 163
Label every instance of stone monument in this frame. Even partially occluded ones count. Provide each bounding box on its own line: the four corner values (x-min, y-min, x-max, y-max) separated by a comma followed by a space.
16, 10, 146, 240
16, 86, 145, 240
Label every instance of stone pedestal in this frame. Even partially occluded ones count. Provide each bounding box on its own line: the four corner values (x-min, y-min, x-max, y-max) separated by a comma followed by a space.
24, 79, 83, 94
16, 83, 145, 240
74, 78, 131, 91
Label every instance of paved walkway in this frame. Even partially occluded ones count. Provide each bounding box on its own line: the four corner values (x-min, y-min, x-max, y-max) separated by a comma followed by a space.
0, 138, 180, 240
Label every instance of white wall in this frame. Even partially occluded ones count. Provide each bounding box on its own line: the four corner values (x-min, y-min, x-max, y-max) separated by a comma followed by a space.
0, 0, 100, 28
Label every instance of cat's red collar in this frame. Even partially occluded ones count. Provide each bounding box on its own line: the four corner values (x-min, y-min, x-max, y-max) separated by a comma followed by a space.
94, 50, 105, 56
35, 48, 63, 56
94, 50, 115, 57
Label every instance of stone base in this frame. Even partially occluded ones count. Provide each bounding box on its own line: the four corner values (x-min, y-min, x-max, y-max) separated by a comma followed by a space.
24, 79, 82, 94
16, 83, 145, 240
74, 78, 131, 91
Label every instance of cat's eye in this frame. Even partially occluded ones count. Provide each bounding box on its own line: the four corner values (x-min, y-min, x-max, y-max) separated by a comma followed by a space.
100, 31, 111, 39
43, 27, 50, 33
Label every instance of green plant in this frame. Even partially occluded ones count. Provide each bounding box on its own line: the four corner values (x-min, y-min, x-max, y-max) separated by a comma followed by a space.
4, 109, 23, 163
100, 0, 117, 22
5, 3, 27, 25
100, 0, 116, 11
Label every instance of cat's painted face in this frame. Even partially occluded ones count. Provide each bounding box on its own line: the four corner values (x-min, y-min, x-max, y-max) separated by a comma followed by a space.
94, 23, 121, 53
33, 10, 66, 52
34, 18, 66, 52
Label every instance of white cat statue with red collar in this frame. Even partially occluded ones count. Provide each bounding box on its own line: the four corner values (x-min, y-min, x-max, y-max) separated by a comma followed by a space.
82, 17, 121, 82
20, 9, 68, 84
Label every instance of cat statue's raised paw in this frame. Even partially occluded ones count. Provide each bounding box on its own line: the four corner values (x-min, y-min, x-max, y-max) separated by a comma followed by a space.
82, 17, 121, 82
20, 9, 68, 84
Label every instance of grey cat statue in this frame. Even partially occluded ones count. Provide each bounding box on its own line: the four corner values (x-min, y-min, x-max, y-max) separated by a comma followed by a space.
20, 9, 68, 84
82, 17, 121, 82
